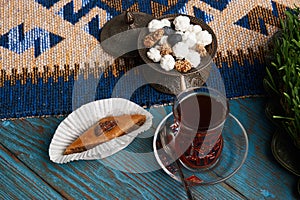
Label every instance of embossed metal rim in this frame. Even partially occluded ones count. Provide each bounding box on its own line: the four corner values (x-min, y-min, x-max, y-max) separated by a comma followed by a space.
271, 130, 300, 177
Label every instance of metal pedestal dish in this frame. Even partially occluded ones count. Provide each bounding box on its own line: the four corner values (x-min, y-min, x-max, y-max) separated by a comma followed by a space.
138, 14, 218, 95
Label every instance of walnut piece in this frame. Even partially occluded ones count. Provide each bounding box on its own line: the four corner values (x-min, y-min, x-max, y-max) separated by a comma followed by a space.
174, 60, 192, 72
159, 43, 173, 56
195, 44, 207, 57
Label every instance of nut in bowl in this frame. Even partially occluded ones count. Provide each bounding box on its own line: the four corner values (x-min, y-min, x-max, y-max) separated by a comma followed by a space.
138, 14, 217, 95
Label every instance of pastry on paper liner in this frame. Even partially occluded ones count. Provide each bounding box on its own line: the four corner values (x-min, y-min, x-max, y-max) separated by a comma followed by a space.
63, 114, 146, 155
49, 98, 153, 164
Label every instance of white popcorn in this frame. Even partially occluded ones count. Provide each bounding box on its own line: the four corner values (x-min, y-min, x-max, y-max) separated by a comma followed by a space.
173, 15, 190, 32
188, 24, 203, 33
148, 19, 171, 32
161, 19, 171, 27
159, 36, 169, 45
172, 42, 189, 59
181, 31, 189, 41
196, 30, 213, 46
147, 47, 161, 62
191, 25, 202, 34
175, 31, 184, 35
182, 31, 197, 48
160, 55, 175, 71
148, 19, 164, 32
187, 24, 194, 32
185, 50, 201, 67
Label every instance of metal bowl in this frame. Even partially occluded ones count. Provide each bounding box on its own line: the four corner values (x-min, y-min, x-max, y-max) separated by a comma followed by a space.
138, 14, 218, 95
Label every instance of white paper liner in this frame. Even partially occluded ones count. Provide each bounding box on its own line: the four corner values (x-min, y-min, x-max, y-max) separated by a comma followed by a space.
49, 98, 153, 164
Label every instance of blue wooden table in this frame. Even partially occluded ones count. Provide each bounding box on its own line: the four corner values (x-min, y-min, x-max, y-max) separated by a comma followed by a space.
1, 97, 299, 199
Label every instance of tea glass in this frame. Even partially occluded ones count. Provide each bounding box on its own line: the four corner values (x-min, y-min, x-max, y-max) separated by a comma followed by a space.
172, 87, 229, 170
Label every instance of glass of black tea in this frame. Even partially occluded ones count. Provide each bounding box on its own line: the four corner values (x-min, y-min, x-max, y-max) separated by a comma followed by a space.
172, 87, 229, 170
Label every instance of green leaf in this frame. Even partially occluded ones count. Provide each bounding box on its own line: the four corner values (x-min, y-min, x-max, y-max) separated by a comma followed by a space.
278, 65, 286, 71
276, 54, 282, 66
283, 92, 291, 105
283, 75, 286, 83
263, 79, 279, 94
293, 99, 298, 107
291, 39, 300, 48
265, 67, 276, 86
289, 82, 294, 91
273, 115, 295, 120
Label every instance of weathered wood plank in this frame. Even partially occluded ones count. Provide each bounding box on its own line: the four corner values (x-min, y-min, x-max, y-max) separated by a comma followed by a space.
225, 98, 299, 199
0, 144, 63, 199
0, 107, 245, 199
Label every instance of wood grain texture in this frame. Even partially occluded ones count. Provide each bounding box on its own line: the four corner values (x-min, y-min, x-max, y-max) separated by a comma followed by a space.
0, 144, 63, 199
0, 114, 243, 199
226, 98, 299, 199
0, 98, 299, 199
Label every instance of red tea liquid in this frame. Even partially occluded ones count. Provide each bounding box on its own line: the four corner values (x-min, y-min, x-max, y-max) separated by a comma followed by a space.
173, 93, 228, 170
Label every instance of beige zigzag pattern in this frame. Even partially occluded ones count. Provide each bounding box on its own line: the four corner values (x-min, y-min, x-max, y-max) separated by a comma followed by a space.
0, 0, 114, 75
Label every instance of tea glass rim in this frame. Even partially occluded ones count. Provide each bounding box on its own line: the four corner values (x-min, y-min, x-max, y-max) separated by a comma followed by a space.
173, 86, 229, 132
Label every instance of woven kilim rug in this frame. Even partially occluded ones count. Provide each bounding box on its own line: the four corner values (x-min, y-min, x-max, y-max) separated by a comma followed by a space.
0, 0, 299, 119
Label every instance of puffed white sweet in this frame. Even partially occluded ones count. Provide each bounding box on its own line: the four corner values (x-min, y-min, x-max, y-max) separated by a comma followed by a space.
148, 19, 171, 32
188, 24, 202, 34
173, 15, 190, 32
147, 48, 162, 62
196, 30, 213, 46
172, 42, 189, 59
182, 31, 197, 48
161, 19, 171, 27
185, 50, 201, 67
175, 31, 184, 35
160, 55, 175, 71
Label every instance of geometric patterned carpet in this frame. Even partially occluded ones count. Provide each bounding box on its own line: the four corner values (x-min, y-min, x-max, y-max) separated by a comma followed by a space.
1, 0, 299, 119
